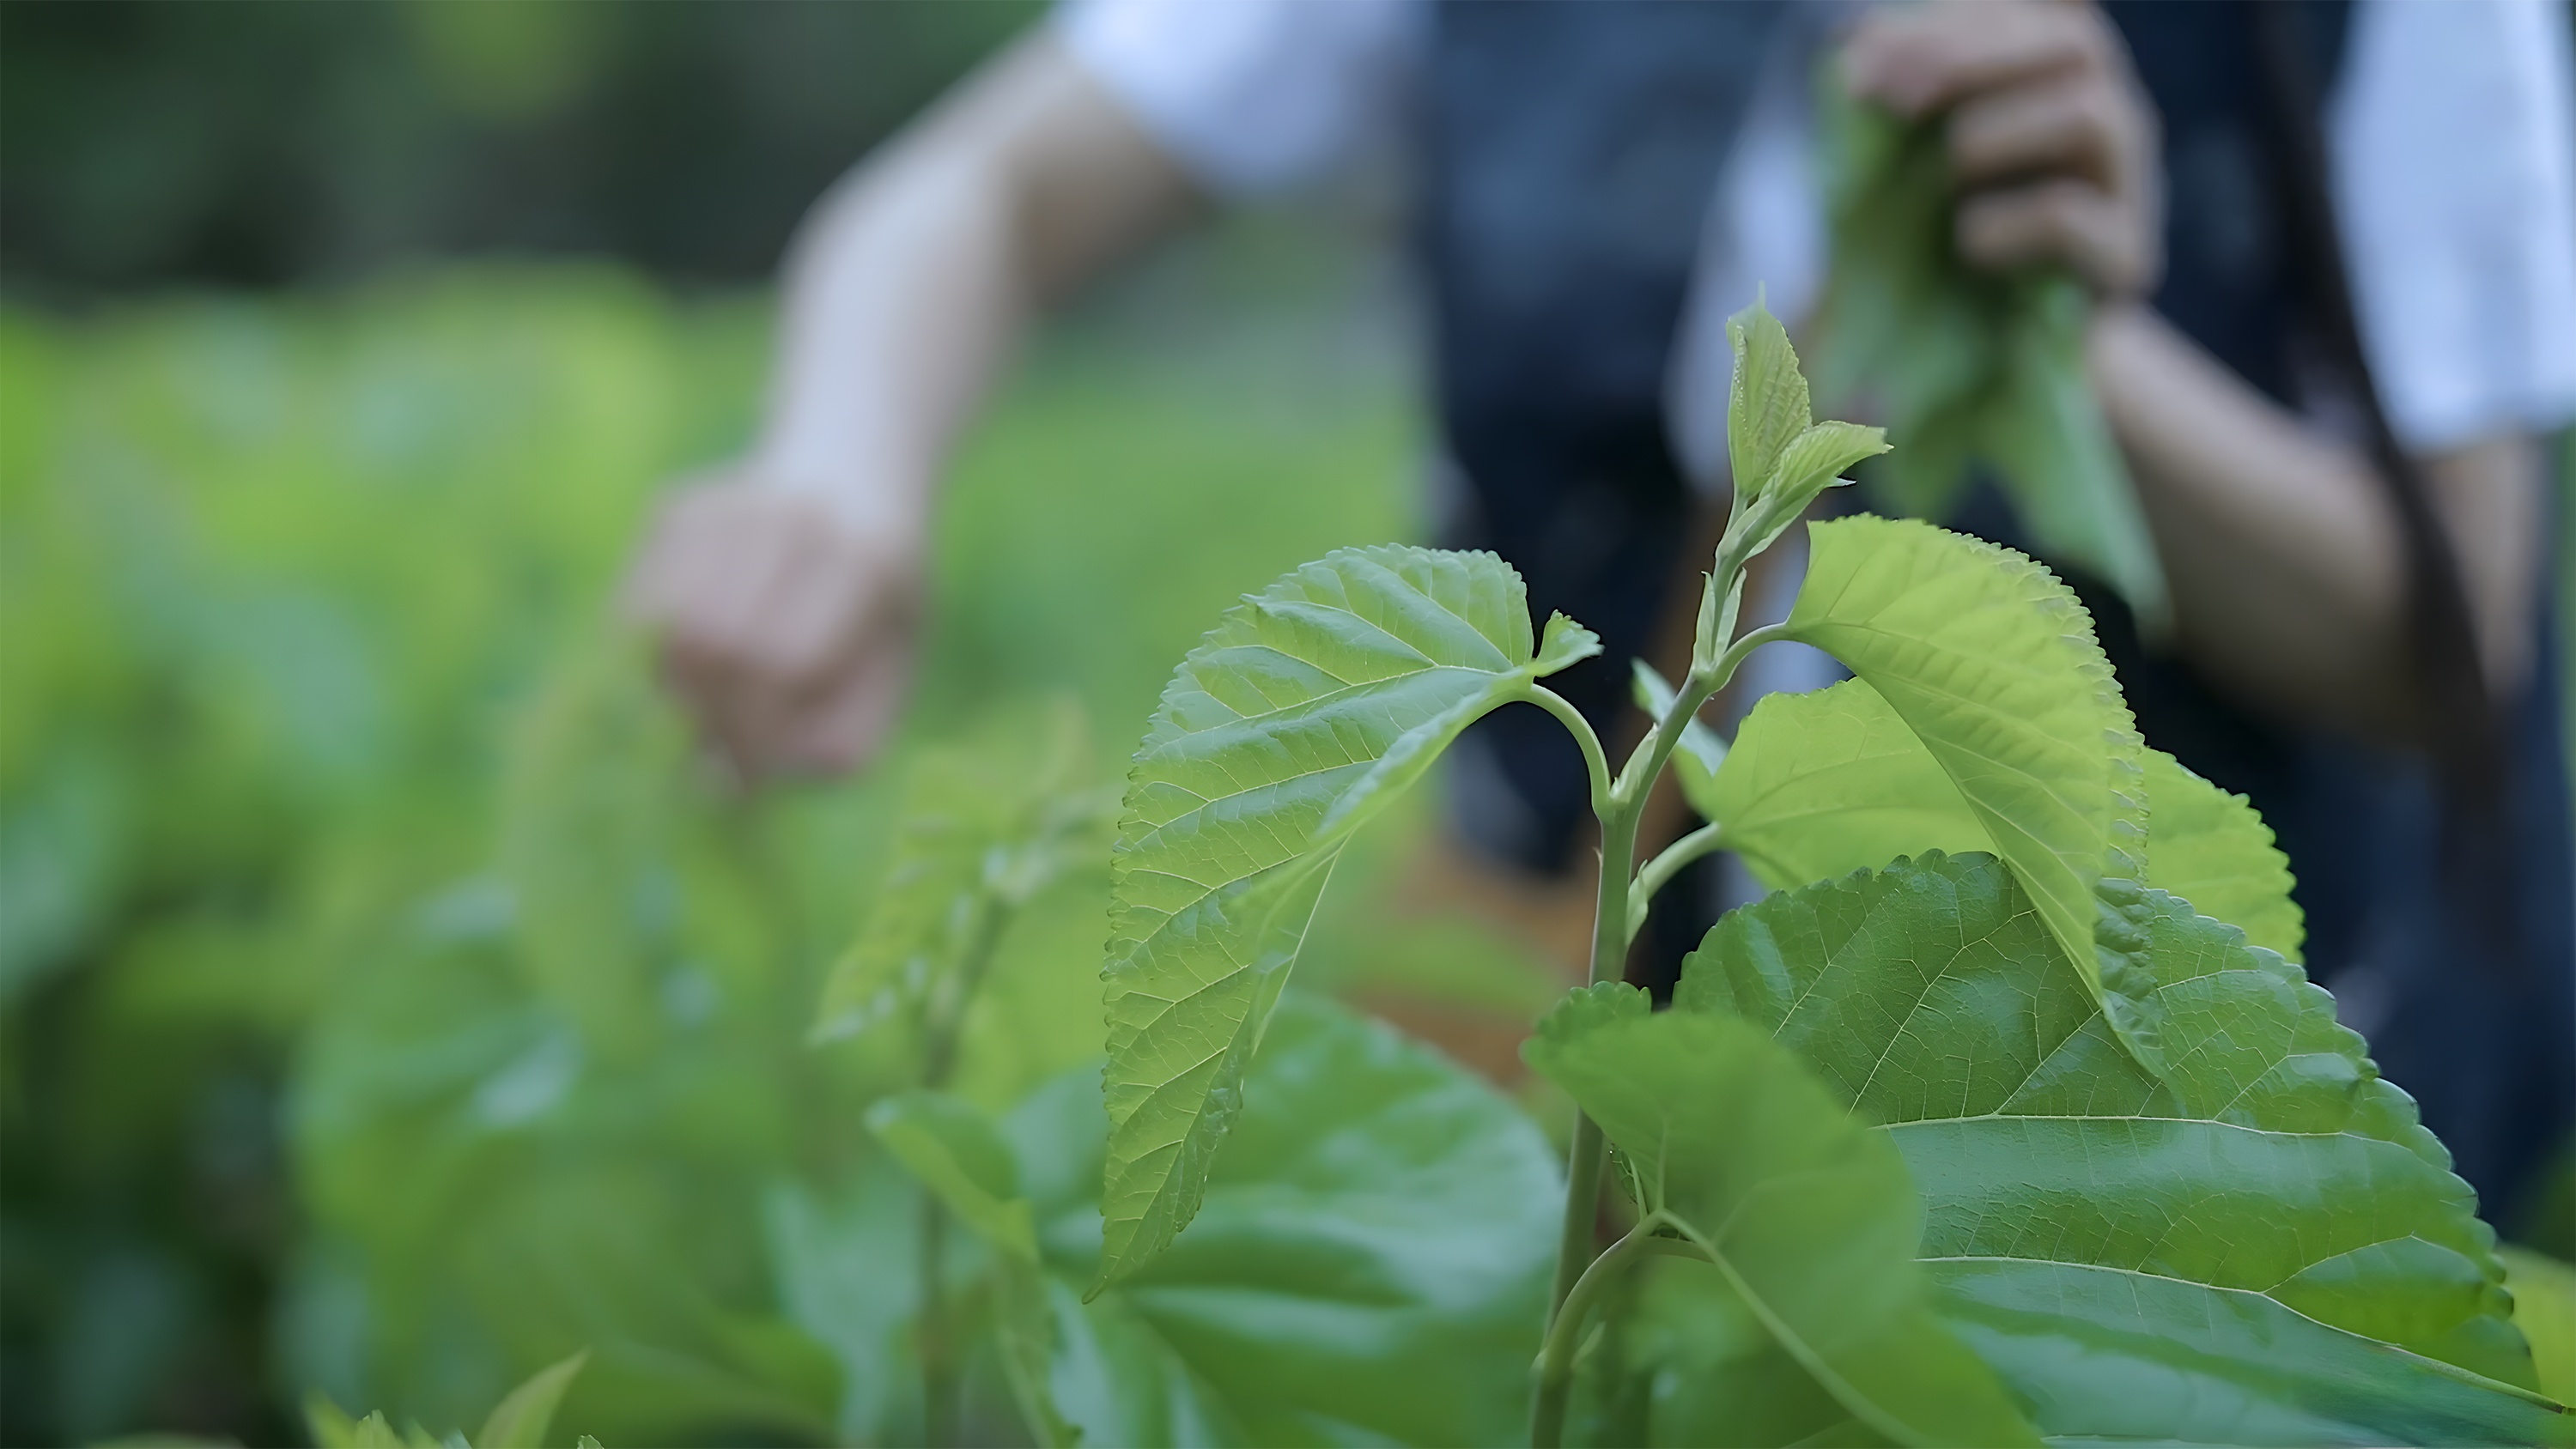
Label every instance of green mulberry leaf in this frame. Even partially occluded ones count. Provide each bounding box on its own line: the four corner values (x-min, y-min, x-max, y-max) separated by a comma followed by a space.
1777, 516, 2156, 1058
1036, 995, 1558, 1447
2138, 746, 2305, 961
1679, 852, 2568, 1445
1524, 994, 2038, 1447
1098, 546, 1593, 1294
1695, 676, 1986, 894
1692, 673, 2303, 960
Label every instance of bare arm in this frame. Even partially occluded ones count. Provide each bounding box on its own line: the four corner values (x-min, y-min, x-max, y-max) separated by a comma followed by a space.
2088, 306, 2544, 739
1844, 1, 2546, 746
627, 33, 1199, 779
760, 34, 1199, 532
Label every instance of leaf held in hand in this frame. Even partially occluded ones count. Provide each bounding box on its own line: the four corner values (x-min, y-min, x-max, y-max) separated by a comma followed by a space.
1811, 88, 2169, 628
815, 705, 1111, 1051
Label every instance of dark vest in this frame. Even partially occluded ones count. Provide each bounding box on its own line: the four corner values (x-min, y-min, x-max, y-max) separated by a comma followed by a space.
1421, 0, 2573, 1222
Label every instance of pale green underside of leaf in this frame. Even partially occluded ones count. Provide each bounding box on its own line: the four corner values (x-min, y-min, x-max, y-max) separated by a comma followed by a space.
1033, 996, 1558, 1447
1779, 516, 2156, 1056
1680, 852, 2562, 1445
1698, 675, 2304, 960
1527, 1000, 2038, 1447
1099, 546, 1595, 1294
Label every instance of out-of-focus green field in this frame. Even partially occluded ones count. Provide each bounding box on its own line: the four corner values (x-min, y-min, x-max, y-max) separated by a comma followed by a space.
0, 233, 1495, 1446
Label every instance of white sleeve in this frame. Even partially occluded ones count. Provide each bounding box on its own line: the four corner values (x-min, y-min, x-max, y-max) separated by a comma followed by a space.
2330, 0, 2576, 452
1054, 0, 1420, 198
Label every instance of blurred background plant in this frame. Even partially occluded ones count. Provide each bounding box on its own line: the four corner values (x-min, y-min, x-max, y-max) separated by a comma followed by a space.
3, 4, 2569, 1445
0, 6, 1572, 1443
0, 2, 1037, 293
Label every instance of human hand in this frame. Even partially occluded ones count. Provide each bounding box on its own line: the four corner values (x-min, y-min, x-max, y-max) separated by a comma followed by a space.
1842, 1, 2163, 300
624, 471, 923, 783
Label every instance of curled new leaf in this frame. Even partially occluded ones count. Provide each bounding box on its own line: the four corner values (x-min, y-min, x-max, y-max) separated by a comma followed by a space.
1099, 546, 1595, 1294
1727, 295, 1810, 500
1630, 662, 1727, 796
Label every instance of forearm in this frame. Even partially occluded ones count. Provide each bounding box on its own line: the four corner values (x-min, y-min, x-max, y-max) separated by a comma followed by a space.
2088, 304, 2548, 743
2087, 302, 2415, 738
754, 34, 1197, 534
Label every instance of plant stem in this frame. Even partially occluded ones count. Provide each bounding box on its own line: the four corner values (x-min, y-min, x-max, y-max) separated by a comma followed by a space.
1625, 821, 1727, 946
914, 890, 1012, 1446
919, 1191, 957, 1448
1530, 594, 1785, 1448
1537, 780, 1642, 1441
1531, 1219, 1698, 1447
921, 895, 1011, 1092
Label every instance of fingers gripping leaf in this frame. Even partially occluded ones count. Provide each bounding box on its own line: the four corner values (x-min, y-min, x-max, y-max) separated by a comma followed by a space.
1777, 516, 2159, 1055
1524, 993, 2037, 1447
1100, 546, 1595, 1293
1811, 90, 2169, 628
1694, 675, 2305, 960
1680, 853, 2568, 1445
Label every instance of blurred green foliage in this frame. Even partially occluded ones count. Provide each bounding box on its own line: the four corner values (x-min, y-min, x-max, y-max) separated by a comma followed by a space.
0, 231, 1426, 1444
0, 0, 1038, 292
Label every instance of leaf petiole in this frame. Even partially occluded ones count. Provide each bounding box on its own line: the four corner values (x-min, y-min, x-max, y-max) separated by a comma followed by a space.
1626, 821, 1727, 946
1531, 1214, 1702, 1447
1523, 684, 1613, 821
